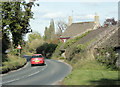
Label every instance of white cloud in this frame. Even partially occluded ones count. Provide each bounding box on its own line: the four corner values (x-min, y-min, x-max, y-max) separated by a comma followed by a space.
42, 12, 64, 19
74, 14, 94, 20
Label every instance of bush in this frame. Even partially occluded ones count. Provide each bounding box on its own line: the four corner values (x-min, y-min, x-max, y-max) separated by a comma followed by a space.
75, 44, 85, 53
52, 42, 63, 58
95, 47, 118, 69
67, 44, 85, 61
9, 48, 18, 55
36, 43, 58, 58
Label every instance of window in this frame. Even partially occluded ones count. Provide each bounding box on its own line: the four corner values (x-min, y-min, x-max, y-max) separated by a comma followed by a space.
32, 55, 43, 58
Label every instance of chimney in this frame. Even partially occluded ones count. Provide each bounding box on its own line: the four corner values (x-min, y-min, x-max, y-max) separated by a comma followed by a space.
94, 13, 100, 29
68, 16, 72, 26
95, 13, 99, 24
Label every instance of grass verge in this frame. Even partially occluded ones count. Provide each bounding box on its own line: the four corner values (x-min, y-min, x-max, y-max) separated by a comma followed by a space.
64, 58, 119, 85
2, 54, 27, 74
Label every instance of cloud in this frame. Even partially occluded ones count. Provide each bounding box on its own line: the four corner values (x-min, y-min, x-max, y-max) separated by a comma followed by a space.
42, 12, 64, 19
74, 14, 94, 20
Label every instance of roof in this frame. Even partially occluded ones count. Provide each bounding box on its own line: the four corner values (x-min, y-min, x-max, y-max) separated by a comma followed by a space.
100, 26, 119, 47
61, 21, 95, 38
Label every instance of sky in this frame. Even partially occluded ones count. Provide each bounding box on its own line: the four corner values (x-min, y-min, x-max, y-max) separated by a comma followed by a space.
24, 0, 118, 41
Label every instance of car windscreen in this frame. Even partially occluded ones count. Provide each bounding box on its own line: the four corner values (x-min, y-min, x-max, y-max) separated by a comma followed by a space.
32, 55, 43, 58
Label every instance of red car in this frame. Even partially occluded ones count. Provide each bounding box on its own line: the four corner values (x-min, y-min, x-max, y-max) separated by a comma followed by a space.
31, 54, 45, 66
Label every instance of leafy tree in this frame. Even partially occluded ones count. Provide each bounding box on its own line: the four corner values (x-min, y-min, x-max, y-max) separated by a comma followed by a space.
28, 32, 41, 42
44, 27, 48, 41
44, 19, 55, 42
2, 1, 35, 47
48, 19, 55, 41
50, 19, 55, 39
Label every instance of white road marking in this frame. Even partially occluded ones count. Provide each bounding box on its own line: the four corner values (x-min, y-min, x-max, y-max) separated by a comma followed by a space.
28, 71, 40, 77
2, 60, 48, 85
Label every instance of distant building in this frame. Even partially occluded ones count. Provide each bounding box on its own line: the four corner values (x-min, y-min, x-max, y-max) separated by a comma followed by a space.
60, 13, 101, 42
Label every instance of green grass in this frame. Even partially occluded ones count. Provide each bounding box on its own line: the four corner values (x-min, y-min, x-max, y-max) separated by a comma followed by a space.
2, 54, 27, 74
64, 59, 119, 85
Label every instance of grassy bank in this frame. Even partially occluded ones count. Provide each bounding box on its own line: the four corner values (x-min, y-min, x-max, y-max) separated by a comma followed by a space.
64, 58, 119, 85
2, 54, 27, 74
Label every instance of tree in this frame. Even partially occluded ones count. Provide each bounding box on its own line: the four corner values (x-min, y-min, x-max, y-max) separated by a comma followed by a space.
57, 20, 67, 35
44, 27, 48, 41
104, 18, 117, 27
2, 29, 10, 54
48, 19, 55, 41
2, 1, 35, 47
28, 32, 41, 42
45, 19, 55, 42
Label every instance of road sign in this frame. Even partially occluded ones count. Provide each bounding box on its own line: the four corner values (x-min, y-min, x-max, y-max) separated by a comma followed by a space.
17, 45, 22, 49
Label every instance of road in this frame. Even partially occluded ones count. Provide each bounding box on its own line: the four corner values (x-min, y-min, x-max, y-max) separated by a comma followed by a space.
2, 56, 71, 85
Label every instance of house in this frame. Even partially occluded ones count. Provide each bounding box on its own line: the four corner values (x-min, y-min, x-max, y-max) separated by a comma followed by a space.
60, 13, 101, 42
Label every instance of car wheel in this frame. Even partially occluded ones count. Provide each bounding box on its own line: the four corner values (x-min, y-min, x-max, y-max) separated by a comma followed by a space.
31, 64, 34, 67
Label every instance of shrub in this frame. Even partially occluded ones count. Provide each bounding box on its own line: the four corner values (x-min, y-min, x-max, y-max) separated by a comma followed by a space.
36, 43, 58, 58
52, 42, 63, 58
9, 48, 18, 55
95, 47, 118, 69
68, 44, 85, 61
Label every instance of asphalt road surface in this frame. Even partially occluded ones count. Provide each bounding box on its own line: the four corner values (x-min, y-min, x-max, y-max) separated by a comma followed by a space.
2, 56, 71, 85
